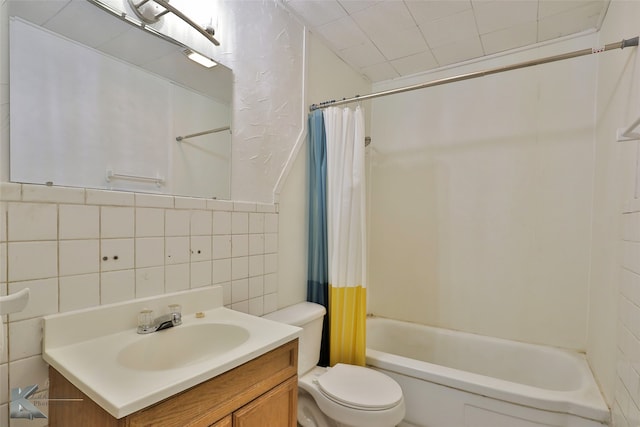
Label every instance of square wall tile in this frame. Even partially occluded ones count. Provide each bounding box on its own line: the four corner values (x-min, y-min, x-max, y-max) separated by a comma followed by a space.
265, 214, 278, 233
249, 276, 264, 298
249, 255, 264, 277
264, 253, 278, 274
101, 270, 135, 304
166, 236, 190, 264
232, 300, 249, 314
190, 236, 212, 261
191, 210, 212, 236
232, 257, 248, 280
136, 266, 165, 298
213, 235, 232, 260
100, 239, 134, 272
135, 237, 165, 268
249, 234, 264, 256
232, 235, 249, 258
136, 208, 165, 237
191, 261, 212, 288
9, 317, 42, 360
249, 297, 264, 316
263, 293, 278, 314
213, 211, 231, 235
59, 205, 99, 239
265, 233, 278, 254
264, 273, 278, 294
8, 278, 58, 321
8, 241, 57, 282
0, 204, 6, 242
165, 264, 189, 293
221, 282, 232, 305
59, 273, 100, 312
165, 210, 190, 236
232, 212, 248, 234
249, 213, 265, 234
59, 240, 100, 276
7, 203, 57, 241
232, 279, 249, 303
212, 259, 231, 284
101, 207, 134, 238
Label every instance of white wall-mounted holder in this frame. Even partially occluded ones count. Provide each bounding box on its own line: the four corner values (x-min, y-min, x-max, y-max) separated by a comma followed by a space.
0, 288, 30, 315
617, 115, 640, 141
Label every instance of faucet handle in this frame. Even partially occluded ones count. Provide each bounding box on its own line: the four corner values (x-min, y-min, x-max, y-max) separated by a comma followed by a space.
168, 304, 182, 326
137, 309, 154, 333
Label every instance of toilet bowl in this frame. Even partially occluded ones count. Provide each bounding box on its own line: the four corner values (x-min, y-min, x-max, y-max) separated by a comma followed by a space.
263, 302, 405, 427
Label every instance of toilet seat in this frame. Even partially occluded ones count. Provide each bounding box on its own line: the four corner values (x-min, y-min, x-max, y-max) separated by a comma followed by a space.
316, 364, 403, 411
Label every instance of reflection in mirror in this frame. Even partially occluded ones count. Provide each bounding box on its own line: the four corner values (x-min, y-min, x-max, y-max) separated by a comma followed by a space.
8, 0, 232, 199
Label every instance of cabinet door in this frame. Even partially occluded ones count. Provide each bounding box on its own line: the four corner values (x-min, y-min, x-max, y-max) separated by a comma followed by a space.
233, 377, 297, 427
209, 415, 232, 427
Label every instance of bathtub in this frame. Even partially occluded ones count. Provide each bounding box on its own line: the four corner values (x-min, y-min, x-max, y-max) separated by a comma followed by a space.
366, 317, 609, 427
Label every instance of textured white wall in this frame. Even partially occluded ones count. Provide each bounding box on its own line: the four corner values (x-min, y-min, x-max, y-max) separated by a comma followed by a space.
367, 33, 598, 352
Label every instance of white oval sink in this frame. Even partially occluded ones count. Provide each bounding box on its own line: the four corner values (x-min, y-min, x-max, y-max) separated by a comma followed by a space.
117, 323, 250, 371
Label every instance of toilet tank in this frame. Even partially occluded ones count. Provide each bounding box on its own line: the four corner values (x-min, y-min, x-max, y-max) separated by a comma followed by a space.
263, 302, 326, 375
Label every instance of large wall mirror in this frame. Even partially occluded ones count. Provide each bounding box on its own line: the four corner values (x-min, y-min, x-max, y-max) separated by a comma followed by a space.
8, 0, 233, 199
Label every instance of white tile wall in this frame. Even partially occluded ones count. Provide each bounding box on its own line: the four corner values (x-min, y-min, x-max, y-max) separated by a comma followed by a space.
0, 183, 281, 426
615, 210, 640, 427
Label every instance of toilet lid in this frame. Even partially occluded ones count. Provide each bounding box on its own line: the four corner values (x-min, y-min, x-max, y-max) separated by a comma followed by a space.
316, 364, 403, 410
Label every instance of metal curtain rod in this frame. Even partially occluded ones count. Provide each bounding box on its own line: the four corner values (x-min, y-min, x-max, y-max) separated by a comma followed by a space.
176, 126, 231, 142
310, 37, 640, 111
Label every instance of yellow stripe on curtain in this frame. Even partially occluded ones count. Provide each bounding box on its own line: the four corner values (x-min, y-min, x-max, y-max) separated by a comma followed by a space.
329, 285, 367, 366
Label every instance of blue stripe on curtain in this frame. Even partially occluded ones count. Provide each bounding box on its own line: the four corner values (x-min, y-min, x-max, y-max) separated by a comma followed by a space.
307, 109, 330, 366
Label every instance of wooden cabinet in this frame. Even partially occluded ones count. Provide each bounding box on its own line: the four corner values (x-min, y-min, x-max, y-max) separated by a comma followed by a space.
48, 340, 298, 427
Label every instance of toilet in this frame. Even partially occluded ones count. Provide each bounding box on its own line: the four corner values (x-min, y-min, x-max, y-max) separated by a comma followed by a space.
263, 302, 405, 427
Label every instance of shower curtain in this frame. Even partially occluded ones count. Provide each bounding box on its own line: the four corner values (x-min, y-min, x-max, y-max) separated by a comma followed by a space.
307, 106, 367, 367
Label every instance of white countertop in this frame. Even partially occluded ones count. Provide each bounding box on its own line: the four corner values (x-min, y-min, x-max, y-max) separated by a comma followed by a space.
42, 288, 300, 419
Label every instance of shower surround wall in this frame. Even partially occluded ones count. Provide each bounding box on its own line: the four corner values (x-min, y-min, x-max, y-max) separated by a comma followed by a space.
368, 33, 598, 352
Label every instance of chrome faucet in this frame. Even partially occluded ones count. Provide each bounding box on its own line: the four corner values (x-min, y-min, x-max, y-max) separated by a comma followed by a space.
137, 305, 182, 334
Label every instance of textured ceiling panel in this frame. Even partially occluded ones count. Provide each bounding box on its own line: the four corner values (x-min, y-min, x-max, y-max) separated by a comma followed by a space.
283, 0, 610, 82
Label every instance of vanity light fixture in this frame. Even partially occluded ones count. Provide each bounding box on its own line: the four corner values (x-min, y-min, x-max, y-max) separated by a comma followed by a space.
183, 49, 217, 68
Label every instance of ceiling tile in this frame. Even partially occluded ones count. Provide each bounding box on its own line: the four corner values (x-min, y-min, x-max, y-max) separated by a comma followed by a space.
371, 26, 428, 61
405, 0, 472, 26
431, 36, 484, 66
351, 1, 416, 39
362, 61, 399, 81
316, 16, 370, 50
538, 1, 603, 41
481, 21, 537, 55
472, 0, 537, 35
538, 0, 602, 19
338, 0, 381, 15
8, 0, 70, 26
391, 51, 439, 76
420, 9, 479, 49
338, 39, 386, 68
281, 0, 610, 83
286, 0, 347, 27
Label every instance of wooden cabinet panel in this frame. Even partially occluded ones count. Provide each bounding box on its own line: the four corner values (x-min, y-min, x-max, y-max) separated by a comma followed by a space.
233, 376, 297, 427
48, 340, 298, 427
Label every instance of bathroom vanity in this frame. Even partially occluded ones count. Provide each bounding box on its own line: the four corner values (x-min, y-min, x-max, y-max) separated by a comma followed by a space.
48, 339, 298, 426
42, 288, 301, 427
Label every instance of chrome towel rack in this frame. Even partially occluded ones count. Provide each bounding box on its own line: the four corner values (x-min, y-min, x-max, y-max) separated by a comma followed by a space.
106, 170, 165, 187
176, 126, 231, 142
128, 0, 220, 46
